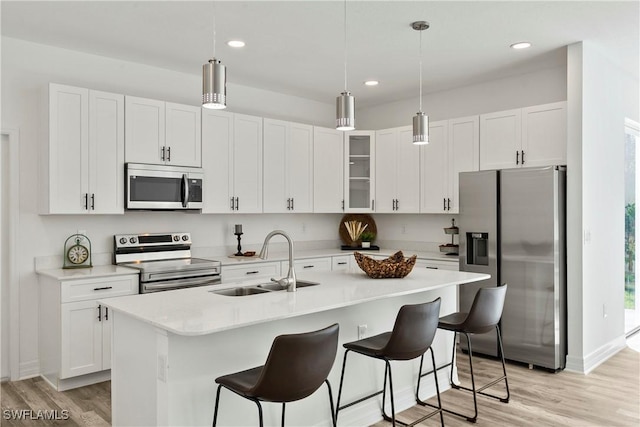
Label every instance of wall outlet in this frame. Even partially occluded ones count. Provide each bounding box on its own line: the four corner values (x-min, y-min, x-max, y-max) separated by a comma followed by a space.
357, 324, 367, 339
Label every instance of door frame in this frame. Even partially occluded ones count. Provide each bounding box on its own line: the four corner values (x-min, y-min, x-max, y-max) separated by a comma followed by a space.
2, 127, 20, 380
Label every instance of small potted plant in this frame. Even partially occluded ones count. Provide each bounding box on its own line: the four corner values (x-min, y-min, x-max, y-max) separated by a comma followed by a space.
360, 231, 376, 249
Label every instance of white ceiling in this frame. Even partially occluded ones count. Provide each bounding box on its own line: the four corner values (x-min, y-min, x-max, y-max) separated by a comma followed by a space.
2, 1, 638, 108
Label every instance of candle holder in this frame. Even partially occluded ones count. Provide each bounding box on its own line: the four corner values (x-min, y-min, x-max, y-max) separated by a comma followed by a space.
234, 232, 244, 256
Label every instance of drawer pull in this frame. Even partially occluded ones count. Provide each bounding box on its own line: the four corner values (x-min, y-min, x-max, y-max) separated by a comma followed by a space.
425, 266, 438, 269
105, 307, 109, 321
337, 262, 347, 265
93, 286, 113, 291
97, 305, 102, 321
246, 271, 260, 275
303, 265, 314, 269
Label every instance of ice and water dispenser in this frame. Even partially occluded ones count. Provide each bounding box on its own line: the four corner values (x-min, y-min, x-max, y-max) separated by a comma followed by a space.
467, 232, 489, 266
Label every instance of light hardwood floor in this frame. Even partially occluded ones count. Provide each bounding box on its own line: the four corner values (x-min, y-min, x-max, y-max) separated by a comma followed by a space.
1, 341, 638, 426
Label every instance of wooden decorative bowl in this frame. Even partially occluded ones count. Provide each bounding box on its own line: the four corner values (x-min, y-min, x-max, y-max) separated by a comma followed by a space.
354, 251, 417, 279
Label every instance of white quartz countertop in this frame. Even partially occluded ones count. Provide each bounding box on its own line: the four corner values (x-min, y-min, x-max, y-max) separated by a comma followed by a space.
36, 265, 139, 280
221, 247, 458, 264
102, 269, 488, 337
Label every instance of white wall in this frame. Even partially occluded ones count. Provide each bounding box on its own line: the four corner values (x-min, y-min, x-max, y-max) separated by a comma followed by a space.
566, 41, 639, 373
1, 35, 570, 378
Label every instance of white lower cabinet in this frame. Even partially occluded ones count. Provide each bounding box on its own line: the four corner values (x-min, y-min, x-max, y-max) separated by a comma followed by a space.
39, 273, 138, 390
285, 257, 332, 274
415, 259, 459, 271
331, 255, 352, 271
221, 262, 281, 283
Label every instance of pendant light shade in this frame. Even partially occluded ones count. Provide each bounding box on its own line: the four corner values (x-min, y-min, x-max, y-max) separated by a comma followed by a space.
336, 0, 355, 131
336, 91, 355, 130
413, 111, 429, 144
202, 1, 227, 110
411, 21, 429, 144
202, 59, 227, 109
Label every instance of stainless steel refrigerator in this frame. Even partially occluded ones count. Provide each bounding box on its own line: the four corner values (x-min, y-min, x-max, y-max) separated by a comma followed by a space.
458, 166, 566, 370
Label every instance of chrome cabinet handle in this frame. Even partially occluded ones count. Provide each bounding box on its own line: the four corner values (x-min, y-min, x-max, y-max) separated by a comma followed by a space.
161, 146, 165, 161
425, 266, 438, 269
246, 271, 259, 275
105, 307, 109, 321
97, 305, 102, 321
303, 265, 314, 269
337, 262, 347, 265
167, 146, 171, 162
443, 198, 446, 211
291, 198, 294, 210
396, 199, 399, 211
93, 286, 113, 291
447, 198, 451, 210
521, 150, 525, 164
342, 200, 344, 211
287, 198, 291, 210
230, 197, 235, 210
235, 197, 239, 211
84, 193, 89, 210
91, 194, 95, 210
516, 150, 519, 165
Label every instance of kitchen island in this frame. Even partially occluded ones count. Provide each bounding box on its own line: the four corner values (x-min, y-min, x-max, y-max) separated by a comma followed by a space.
103, 267, 489, 426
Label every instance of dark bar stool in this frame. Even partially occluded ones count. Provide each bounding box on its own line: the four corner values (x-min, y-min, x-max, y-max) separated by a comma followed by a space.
425, 284, 510, 423
212, 323, 339, 427
335, 298, 444, 427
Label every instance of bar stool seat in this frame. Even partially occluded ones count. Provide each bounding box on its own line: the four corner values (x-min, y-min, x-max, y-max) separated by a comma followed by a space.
423, 284, 510, 423
212, 323, 339, 427
336, 298, 444, 427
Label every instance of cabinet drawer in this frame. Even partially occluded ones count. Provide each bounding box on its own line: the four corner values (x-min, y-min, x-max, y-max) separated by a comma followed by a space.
415, 259, 459, 271
61, 275, 138, 303
332, 256, 351, 271
290, 257, 332, 273
222, 262, 281, 283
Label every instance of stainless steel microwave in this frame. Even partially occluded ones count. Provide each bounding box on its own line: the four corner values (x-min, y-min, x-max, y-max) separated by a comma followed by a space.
125, 163, 204, 210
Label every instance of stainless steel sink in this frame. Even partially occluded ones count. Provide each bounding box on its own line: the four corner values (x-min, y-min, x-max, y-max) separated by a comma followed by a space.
212, 280, 320, 297
211, 287, 272, 297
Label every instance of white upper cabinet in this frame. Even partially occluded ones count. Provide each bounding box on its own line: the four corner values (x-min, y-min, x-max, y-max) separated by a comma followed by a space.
520, 101, 567, 167
480, 101, 566, 170
202, 111, 262, 213
263, 119, 313, 213
375, 126, 420, 213
313, 127, 344, 213
125, 96, 201, 167
421, 116, 479, 213
344, 131, 376, 212
42, 83, 124, 214
165, 102, 202, 167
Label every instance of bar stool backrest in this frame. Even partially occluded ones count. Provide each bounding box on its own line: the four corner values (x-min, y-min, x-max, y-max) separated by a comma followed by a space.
383, 298, 441, 360
251, 323, 339, 402
464, 284, 508, 334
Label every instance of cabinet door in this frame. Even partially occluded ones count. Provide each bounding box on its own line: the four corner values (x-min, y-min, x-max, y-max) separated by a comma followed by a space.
288, 123, 314, 212
420, 121, 448, 213
374, 129, 397, 213
48, 84, 89, 214
61, 300, 102, 379
165, 102, 202, 167
89, 90, 125, 214
202, 110, 233, 213
313, 127, 344, 213
395, 127, 420, 213
124, 96, 165, 164
415, 259, 459, 271
263, 119, 288, 213
291, 257, 332, 273
345, 131, 375, 212
448, 116, 479, 214
479, 108, 521, 170
332, 255, 351, 271
521, 101, 567, 167
102, 305, 112, 370
233, 114, 263, 213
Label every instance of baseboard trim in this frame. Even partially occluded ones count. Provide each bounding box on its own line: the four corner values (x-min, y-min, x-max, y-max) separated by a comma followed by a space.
565, 335, 627, 374
19, 360, 40, 380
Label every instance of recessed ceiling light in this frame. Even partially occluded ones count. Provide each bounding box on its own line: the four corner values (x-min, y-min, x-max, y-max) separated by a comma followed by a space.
364, 80, 379, 86
227, 40, 245, 48
510, 42, 532, 50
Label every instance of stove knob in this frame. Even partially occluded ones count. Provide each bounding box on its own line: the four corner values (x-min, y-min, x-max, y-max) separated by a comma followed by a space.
119, 237, 127, 245
182, 235, 189, 241
173, 235, 180, 242
129, 237, 137, 244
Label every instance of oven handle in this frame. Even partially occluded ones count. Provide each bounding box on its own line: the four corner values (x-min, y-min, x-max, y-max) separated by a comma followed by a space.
142, 275, 221, 292
182, 174, 189, 208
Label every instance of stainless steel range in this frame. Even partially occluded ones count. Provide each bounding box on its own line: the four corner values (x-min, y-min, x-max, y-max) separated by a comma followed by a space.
114, 232, 221, 293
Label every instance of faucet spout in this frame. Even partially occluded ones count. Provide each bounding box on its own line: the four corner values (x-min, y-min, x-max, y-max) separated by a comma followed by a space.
258, 230, 296, 292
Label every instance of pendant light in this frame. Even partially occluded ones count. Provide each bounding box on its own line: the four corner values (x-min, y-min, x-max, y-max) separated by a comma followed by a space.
202, 1, 227, 109
412, 21, 429, 144
336, 0, 355, 131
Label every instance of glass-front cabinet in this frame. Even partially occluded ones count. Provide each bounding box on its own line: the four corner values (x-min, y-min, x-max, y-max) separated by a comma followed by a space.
344, 131, 375, 212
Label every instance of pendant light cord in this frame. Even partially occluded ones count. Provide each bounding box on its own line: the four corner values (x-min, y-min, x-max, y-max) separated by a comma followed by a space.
343, 0, 348, 92
212, 1, 217, 59
419, 27, 423, 112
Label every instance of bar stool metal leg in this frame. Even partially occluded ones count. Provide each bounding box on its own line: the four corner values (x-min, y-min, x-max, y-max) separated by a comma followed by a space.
325, 380, 337, 427
212, 384, 223, 427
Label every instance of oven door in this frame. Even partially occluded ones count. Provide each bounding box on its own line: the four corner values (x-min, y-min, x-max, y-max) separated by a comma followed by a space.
141, 275, 222, 293
126, 163, 203, 210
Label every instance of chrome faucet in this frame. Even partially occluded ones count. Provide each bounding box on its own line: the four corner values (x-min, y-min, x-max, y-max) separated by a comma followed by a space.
258, 230, 297, 292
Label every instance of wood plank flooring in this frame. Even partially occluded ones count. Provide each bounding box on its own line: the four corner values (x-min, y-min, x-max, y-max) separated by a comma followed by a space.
1, 343, 638, 426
